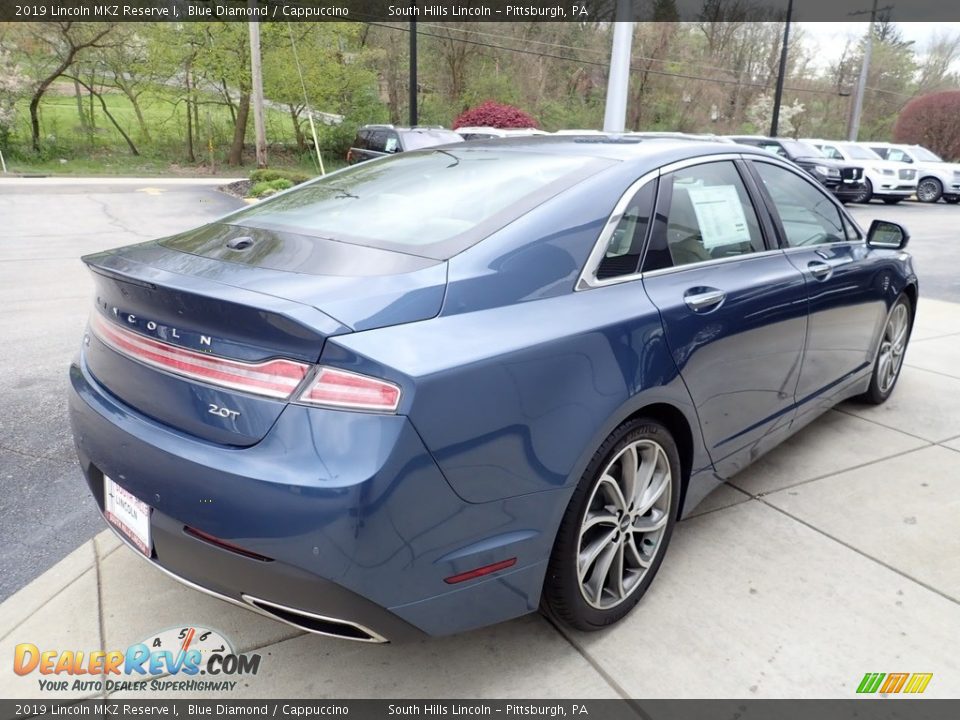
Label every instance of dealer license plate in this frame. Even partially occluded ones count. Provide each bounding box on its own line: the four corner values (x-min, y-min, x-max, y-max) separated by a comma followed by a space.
104, 475, 152, 556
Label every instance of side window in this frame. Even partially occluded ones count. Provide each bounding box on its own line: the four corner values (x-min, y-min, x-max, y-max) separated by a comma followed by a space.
821, 145, 842, 160
355, 130, 370, 150
881, 148, 911, 164
753, 162, 846, 247
661, 161, 765, 268
758, 142, 788, 158
384, 132, 401, 153
596, 180, 656, 280
368, 130, 388, 153
842, 213, 861, 242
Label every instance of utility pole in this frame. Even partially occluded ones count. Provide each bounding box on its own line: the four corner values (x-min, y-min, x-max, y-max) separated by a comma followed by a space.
409, 17, 418, 126
248, 20, 268, 168
603, 1, 634, 133
847, 0, 893, 141
769, 0, 793, 137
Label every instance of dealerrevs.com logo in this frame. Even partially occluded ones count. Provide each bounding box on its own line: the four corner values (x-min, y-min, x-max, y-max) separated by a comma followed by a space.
13, 626, 261, 693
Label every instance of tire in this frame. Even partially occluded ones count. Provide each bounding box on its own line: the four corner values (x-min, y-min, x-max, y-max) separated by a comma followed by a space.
859, 294, 912, 405
854, 178, 873, 204
542, 417, 681, 632
916, 177, 943, 203
945, 196, 960, 205
882, 197, 903, 205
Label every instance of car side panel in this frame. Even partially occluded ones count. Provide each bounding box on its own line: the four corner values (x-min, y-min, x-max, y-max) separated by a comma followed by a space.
327, 281, 712, 507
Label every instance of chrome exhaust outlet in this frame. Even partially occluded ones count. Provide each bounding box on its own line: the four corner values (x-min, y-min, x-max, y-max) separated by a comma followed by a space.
241, 594, 388, 643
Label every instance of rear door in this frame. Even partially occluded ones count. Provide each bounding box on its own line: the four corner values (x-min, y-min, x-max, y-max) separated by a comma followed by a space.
745, 158, 887, 417
640, 158, 809, 477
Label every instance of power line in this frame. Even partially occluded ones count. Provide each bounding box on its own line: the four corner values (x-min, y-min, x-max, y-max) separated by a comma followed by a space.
364, 21, 851, 98
414, 20, 757, 78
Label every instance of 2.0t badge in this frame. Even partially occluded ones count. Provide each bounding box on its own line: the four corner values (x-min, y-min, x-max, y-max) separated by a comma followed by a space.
208, 404, 240, 420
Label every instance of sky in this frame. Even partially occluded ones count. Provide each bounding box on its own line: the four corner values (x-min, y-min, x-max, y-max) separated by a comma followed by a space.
798, 22, 960, 69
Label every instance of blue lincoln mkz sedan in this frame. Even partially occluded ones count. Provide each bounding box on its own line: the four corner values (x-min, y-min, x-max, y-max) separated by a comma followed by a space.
69, 137, 916, 642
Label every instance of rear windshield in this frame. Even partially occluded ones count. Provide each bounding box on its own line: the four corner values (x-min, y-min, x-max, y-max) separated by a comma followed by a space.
839, 143, 880, 160
227, 148, 612, 259
911, 146, 942, 162
781, 140, 823, 158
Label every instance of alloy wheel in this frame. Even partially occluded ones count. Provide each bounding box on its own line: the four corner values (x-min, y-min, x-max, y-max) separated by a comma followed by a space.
576, 439, 672, 610
877, 303, 909, 394
917, 178, 942, 203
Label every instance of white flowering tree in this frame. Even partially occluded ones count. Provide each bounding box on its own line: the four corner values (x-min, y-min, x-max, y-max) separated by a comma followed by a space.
746, 94, 806, 137
0, 49, 28, 151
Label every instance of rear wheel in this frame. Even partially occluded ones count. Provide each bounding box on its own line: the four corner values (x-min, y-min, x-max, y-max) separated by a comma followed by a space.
542, 418, 680, 631
917, 177, 943, 203
854, 178, 873, 203
945, 196, 960, 205
859, 294, 912, 405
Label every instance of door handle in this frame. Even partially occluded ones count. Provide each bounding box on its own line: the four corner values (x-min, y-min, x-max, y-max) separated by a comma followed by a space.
684, 289, 726, 311
808, 261, 833, 280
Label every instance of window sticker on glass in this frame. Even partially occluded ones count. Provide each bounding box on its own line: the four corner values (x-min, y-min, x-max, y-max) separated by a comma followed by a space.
686, 185, 752, 250
385, 137, 399, 152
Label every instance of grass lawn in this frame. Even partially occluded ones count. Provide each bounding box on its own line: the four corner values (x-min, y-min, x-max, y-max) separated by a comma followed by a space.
3, 83, 344, 178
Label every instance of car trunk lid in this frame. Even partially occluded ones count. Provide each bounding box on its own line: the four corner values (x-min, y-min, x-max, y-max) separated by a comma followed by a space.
82, 228, 446, 446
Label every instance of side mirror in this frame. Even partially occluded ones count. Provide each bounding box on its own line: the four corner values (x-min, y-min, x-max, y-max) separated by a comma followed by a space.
867, 219, 910, 250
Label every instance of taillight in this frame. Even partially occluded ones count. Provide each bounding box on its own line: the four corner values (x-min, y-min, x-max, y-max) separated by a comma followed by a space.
297, 367, 401, 413
346, 149, 353, 163
89, 313, 310, 400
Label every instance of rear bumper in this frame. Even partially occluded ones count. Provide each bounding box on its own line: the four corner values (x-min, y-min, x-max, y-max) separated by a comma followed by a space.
68, 355, 558, 639
100, 505, 410, 642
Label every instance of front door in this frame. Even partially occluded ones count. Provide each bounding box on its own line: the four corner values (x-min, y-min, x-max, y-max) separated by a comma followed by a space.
746, 159, 887, 418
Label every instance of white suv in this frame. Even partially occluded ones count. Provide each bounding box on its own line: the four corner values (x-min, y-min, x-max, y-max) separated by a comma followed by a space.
805, 139, 917, 204
859, 142, 960, 204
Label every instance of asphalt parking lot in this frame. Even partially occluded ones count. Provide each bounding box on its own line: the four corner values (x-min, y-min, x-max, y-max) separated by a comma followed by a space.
845, 201, 960, 302
0, 178, 243, 600
1, 178, 959, 698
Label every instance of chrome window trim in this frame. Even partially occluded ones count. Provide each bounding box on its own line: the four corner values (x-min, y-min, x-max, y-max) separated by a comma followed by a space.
781, 240, 862, 255
641, 248, 786, 279
576, 169, 659, 291
576, 153, 750, 291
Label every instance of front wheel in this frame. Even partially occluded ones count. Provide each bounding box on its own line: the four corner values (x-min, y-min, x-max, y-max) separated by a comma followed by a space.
854, 178, 873, 204
859, 294, 912, 405
945, 196, 960, 205
917, 177, 943, 203
542, 418, 680, 631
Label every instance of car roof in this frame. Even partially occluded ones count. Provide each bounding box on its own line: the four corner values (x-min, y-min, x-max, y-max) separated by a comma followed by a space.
361, 124, 457, 133
451, 134, 775, 166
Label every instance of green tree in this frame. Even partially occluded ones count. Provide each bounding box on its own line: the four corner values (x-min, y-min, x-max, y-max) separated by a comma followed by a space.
19, 22, 115, 152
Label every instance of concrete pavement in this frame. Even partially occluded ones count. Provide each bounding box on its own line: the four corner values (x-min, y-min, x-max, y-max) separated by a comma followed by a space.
1, 298, 958, 699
